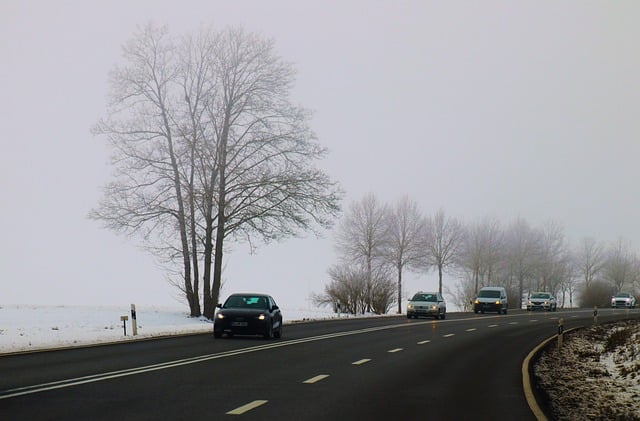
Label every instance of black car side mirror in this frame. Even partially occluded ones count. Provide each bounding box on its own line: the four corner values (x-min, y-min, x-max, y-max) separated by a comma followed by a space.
216, 303, 222, 308
272, 305, 279, 311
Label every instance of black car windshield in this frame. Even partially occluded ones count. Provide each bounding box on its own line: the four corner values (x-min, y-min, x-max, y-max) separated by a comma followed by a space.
224, 295, 269, 309
411, 294, 437, 302
531, 293, 550, 299
478, 290, 500, 298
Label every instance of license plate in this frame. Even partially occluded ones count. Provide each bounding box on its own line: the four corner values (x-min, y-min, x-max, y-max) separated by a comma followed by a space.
231, 321, 248, 327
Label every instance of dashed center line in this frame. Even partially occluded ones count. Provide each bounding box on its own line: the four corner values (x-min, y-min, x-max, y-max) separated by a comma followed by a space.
227, 400, 268, 415
443, 334, 455, 338
417, 340, 431, 345
530, 320, 538, 322
509, 322, 519, 325
488, 324, 498, 328
466, 328, 477, 332
352, 358, 371, 365
303, 375, 329, 384
388, 348, 403, 353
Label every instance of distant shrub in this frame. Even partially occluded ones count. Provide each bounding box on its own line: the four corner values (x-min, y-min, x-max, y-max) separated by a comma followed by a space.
579, 281, 613, 308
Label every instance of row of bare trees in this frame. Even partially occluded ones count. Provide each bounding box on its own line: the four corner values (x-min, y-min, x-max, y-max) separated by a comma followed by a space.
90, 24, 341, 319
314, 193, 640, 314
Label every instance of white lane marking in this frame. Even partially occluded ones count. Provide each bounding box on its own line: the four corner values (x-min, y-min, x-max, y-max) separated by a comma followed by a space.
466, 328, 477, 332
530, 320, 538, 322
443, 334, 455, 338
488, 324, 498, 328
417, 340, 431, 345
509, 322, 519, 325
227, 400, 268, 415
303, 374, 329, 384
352, 358, 371, 365
388, 348, 403, 353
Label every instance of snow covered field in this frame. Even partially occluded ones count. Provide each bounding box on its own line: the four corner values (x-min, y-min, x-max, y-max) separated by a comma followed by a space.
0, 304, 340, 354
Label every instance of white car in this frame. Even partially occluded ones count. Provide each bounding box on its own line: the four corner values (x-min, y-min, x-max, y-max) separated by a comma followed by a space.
611, 293, 636, 309
526, 292, 557, 311
407, 291, 446, 319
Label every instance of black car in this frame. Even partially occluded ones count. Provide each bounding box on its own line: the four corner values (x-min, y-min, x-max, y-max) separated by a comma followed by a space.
213, 293, 283, 339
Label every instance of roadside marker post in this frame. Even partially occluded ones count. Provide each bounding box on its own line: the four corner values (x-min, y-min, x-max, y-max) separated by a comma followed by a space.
131, 304, 138, 336
557, 318, 564, 352
593, 306, 598, 326
120, 315, 129, 336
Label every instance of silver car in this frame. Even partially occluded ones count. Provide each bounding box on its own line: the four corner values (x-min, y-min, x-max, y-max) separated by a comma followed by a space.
407, 292, 446, 320
526, 292, 557, 311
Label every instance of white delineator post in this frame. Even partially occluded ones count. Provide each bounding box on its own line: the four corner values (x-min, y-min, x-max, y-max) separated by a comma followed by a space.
131, 304, 138, 336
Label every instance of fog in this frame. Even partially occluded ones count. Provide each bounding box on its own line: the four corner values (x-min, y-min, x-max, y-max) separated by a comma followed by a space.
2, 1, 639, 310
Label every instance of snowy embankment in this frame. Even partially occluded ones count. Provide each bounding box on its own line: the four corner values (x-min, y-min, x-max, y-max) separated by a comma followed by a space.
0, 304, 342, 354
534, 319, 640, 419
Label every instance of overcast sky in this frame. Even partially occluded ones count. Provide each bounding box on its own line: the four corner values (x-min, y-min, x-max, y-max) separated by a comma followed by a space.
2, 1, 639, 310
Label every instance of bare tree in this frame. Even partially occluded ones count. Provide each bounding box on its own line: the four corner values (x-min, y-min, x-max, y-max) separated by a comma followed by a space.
458, 216, 503, 294
383, 196, 426, 313
91, 24, 342, 318
423, 209, 464, 294
501, 217, 543, 306
312, 264, 368, 315
90, 24, 201, 315
574, 237, 606, 294
334, 193, 390, 312
603, 238, 636, 294
197, 27, 343, 318
537, 220, 570, 294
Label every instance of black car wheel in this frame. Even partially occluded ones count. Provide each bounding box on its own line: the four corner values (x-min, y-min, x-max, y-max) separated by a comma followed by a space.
274, 324, 282, 339
263, 324, 273, 339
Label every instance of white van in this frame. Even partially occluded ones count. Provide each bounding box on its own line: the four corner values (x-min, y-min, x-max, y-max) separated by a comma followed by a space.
473, 286, 508, 314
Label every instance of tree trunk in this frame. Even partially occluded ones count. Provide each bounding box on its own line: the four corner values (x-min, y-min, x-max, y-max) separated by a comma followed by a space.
397, 263, 402, 314
161, 107, 197, 317
204, 108, 231, 320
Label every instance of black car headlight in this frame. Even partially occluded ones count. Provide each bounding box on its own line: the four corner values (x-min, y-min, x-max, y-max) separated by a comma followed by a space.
216, 312, 225, 319
258, 314, 266, 320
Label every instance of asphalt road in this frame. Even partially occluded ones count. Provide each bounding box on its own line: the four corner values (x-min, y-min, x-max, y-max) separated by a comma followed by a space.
1, 308, 638, 420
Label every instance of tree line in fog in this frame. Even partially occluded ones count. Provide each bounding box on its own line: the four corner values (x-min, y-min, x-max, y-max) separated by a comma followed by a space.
313, 193, 639, 314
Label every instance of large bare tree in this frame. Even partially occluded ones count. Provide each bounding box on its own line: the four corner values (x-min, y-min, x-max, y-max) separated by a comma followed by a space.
90, 25, 201, 315
91, 24, 341, 318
